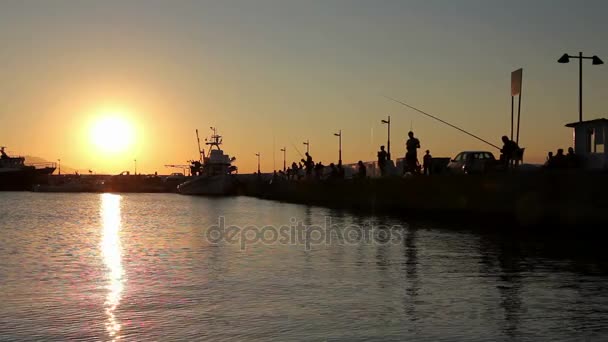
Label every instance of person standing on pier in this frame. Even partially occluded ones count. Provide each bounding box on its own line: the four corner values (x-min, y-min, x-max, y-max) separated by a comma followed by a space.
357, 161, 367, 179
305, 152, 314, 177
423, 150, 432, 175
405, 131, 420, 174
377, 145, 388, 176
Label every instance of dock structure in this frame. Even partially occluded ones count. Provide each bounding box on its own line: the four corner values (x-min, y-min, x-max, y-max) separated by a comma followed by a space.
566, 118, 608, 169
240, 171, 608, 228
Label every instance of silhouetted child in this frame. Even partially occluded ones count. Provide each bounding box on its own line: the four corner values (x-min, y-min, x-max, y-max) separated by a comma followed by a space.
423, 150, 432, 175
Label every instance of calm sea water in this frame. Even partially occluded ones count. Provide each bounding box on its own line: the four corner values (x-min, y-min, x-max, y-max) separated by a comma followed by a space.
1, 192, 607, 341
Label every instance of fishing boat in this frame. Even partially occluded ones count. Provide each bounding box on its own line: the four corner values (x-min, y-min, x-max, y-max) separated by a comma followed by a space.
0, 147, 56, 191
177, 128, 238, 196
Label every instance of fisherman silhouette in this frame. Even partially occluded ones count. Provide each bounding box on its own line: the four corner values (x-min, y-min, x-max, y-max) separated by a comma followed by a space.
500, 136, 519, 167
405, 131, 420, 174
305, 152, 314, 176
423, 150, 432, 175
377, 145, 388, 176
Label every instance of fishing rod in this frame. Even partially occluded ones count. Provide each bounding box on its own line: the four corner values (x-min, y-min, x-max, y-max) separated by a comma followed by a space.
289, 139, 305, 160
384, 96, 501, 150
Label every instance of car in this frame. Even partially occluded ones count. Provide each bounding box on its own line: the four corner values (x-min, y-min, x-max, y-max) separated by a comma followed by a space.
447, 151, 497, 174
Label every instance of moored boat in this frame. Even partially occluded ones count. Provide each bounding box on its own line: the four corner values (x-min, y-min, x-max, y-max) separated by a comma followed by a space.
177, 128, 238, 196
0, 147, 56, 191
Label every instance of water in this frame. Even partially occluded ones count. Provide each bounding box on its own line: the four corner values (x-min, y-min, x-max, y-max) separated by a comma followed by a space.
1, 192, 607, 341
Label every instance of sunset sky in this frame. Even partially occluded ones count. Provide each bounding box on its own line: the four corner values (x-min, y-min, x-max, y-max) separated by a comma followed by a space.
1, 0, 606, 174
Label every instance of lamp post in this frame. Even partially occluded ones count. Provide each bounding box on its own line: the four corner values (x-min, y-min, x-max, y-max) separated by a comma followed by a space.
381, 115, 391, 160
255, 153, 261, 174
303, 139, 310, 154
558, 52, 604, 122
134, 159, 137, 175
334, 130, 342, 165
280, 147, 286, 172
57, 159, 61, 175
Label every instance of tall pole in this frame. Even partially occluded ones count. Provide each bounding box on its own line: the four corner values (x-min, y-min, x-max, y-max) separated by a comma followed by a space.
510, 96, 514, 140
334, 130, 342, 165
57, 159, 61, 175
381, 116, 391, 160
256, 153, 260, 174
579, 51, 583, 123
387, 116, 391, 160
516, 80, 523, 144
280, 147, 286, 171
558, 51, 603, 122
134, 159, 137, 175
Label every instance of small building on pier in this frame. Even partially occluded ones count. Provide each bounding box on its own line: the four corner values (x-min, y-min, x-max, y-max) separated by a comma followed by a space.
566, 118, 608, 169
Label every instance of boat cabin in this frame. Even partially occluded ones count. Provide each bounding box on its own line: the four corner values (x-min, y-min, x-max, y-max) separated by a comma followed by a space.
565, 118, 608, 169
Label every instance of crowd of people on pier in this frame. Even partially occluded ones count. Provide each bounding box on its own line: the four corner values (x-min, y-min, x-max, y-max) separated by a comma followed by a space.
272, 130, 434, 181
268, 128, 584, 182
543, 147, 581, 169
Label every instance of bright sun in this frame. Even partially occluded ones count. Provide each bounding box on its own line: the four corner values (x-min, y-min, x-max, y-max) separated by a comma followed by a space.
91, 115, 135, 153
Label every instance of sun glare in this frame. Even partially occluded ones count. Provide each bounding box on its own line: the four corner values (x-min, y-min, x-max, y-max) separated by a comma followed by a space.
91, 115, 135, 154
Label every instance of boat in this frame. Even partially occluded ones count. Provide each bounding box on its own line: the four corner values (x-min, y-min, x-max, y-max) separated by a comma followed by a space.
0, 146, 56, 191
177, 128, 238, 196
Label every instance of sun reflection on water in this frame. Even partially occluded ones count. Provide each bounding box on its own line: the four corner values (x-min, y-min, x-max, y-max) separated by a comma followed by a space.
101, 194, 124, 341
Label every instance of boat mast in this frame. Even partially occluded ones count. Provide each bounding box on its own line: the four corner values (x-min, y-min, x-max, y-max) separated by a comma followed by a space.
196, 129, 204, 162
206, 127, 222, 150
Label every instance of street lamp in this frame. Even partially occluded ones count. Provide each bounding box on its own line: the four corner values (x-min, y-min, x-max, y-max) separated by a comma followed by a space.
255, 153, 261, 174
334, 130, 342, 165
381, 115, 391, 160
558, 51, 604, 122
57, 159, 61, 175
280, 147, 286, 172
134, 159, 137, 175
303, 139, 310, 154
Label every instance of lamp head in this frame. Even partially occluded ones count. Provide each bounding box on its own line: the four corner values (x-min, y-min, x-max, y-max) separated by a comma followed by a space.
381, 120, 388, 124
592, 55, 604, 65
558, 53, 570, 63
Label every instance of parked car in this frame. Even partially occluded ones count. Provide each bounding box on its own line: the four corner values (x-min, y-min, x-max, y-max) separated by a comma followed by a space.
447, 151, 497, 174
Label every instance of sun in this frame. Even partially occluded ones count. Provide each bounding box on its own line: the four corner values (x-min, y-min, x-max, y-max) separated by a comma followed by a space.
90, 115, 135, 154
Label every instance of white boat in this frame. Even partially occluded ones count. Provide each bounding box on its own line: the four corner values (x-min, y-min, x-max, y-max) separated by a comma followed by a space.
177, 127, 238, 196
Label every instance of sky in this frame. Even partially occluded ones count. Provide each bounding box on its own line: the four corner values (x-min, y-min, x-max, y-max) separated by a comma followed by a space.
1, 0, 607, 174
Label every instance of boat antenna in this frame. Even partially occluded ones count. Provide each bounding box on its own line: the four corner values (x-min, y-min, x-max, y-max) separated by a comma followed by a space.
196, 129, 204, 162
384, 96, 501, 150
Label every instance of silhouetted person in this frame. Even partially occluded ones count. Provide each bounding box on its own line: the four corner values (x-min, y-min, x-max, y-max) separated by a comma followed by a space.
553, 149, 567, 169
357, 160, 367, 179
566, 147, 580, 169
377, 145, 388, 176
314, 162, 324, 180
0, 147, 8, 160
328, 163, 339, 180
545, 152, 554, 168
423, 150, 432, 175
405, 131, 420, 174
500, 136, 519, 167
304, 152, 314, 176
337, 162, 345, 179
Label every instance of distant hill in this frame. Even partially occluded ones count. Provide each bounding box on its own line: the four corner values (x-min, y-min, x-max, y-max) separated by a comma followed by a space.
24, 156, 81, 175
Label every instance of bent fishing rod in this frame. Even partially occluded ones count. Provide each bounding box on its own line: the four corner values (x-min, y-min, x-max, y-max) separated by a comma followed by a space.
384, 96, 501, 150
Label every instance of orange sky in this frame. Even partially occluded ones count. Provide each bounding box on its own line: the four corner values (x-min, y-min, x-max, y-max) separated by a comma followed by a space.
1, 1, 606, 174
